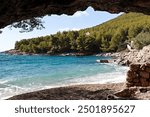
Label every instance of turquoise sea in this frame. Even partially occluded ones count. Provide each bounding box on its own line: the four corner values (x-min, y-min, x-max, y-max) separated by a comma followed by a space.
0, 53, 128, 99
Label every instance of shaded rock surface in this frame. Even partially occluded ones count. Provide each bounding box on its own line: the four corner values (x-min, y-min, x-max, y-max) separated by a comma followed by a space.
126, 63, 150, 87
114, 87, 150, 100
1, 0, 150, 29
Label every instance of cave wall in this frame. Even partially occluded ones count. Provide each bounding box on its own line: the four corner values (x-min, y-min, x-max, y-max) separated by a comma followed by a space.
1, 0, 150, 29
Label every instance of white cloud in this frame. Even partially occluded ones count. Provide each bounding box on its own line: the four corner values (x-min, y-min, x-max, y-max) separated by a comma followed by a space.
58, 28, 80, 32
72, 11, 89, 18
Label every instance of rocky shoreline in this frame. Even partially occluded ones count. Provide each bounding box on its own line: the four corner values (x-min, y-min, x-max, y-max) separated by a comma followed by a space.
117, 45, 150, 65
4, 45, 150, 66
4, 49, 94, 56
101, 45, 150, 66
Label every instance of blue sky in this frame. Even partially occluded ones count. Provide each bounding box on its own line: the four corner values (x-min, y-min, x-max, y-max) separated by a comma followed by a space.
0, 7, 122, 52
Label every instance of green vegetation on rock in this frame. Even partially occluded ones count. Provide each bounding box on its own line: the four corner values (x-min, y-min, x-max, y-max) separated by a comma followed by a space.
15, 12, 150, 54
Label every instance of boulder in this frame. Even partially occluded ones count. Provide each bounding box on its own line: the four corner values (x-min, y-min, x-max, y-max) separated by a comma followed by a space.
96, 60, 110, 63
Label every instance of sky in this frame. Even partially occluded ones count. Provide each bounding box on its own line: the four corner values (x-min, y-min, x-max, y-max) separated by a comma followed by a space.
0, 7, 122, 52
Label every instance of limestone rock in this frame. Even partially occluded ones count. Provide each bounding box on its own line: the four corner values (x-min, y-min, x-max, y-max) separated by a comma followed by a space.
117, 45, 150, 66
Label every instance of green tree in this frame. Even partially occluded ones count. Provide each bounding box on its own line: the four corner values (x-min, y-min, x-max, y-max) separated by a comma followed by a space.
76, 35, 86, 52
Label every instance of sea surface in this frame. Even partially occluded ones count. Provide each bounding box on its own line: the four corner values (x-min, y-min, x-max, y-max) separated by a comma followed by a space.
0, 53, 128, 99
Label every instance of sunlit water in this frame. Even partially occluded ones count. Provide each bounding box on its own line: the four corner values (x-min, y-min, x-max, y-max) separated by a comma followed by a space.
0, 53, 128, 99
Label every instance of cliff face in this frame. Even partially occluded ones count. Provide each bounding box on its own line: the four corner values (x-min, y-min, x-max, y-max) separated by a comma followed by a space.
1, 0, 150, 29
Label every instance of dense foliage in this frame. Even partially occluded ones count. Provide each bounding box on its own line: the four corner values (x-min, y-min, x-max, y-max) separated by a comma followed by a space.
15, 12, 150, 54
132, 31, 150, 49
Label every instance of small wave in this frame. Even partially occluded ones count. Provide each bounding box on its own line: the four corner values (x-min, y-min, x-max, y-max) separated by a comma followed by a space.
67, 72, 126, 85
0, 80, 10, 84
0, 73, 126, 100
0, 84, 37, 99
41, 67, 128, 88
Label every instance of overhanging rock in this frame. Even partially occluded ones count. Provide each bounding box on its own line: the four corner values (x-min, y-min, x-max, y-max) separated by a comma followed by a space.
1, 0, 150, 29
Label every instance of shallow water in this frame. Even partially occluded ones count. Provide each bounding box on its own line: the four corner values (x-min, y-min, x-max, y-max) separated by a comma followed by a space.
0, 53, 128, 99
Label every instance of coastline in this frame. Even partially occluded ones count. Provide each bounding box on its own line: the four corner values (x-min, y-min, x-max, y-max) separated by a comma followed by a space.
8, 81, 150, 100
4, 49, 95, 56
3, 49, 120, 58
1, 49, 130, 100
1, 52, 128, 100
5, 73, 127, 100
8, 82, 126, 100
3, 45, 150, 100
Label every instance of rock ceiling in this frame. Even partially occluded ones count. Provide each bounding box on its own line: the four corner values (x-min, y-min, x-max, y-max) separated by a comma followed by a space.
0, 0, 150, 29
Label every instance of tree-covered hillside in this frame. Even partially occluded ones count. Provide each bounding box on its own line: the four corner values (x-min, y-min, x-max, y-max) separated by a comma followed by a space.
15, 12, 150, 54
